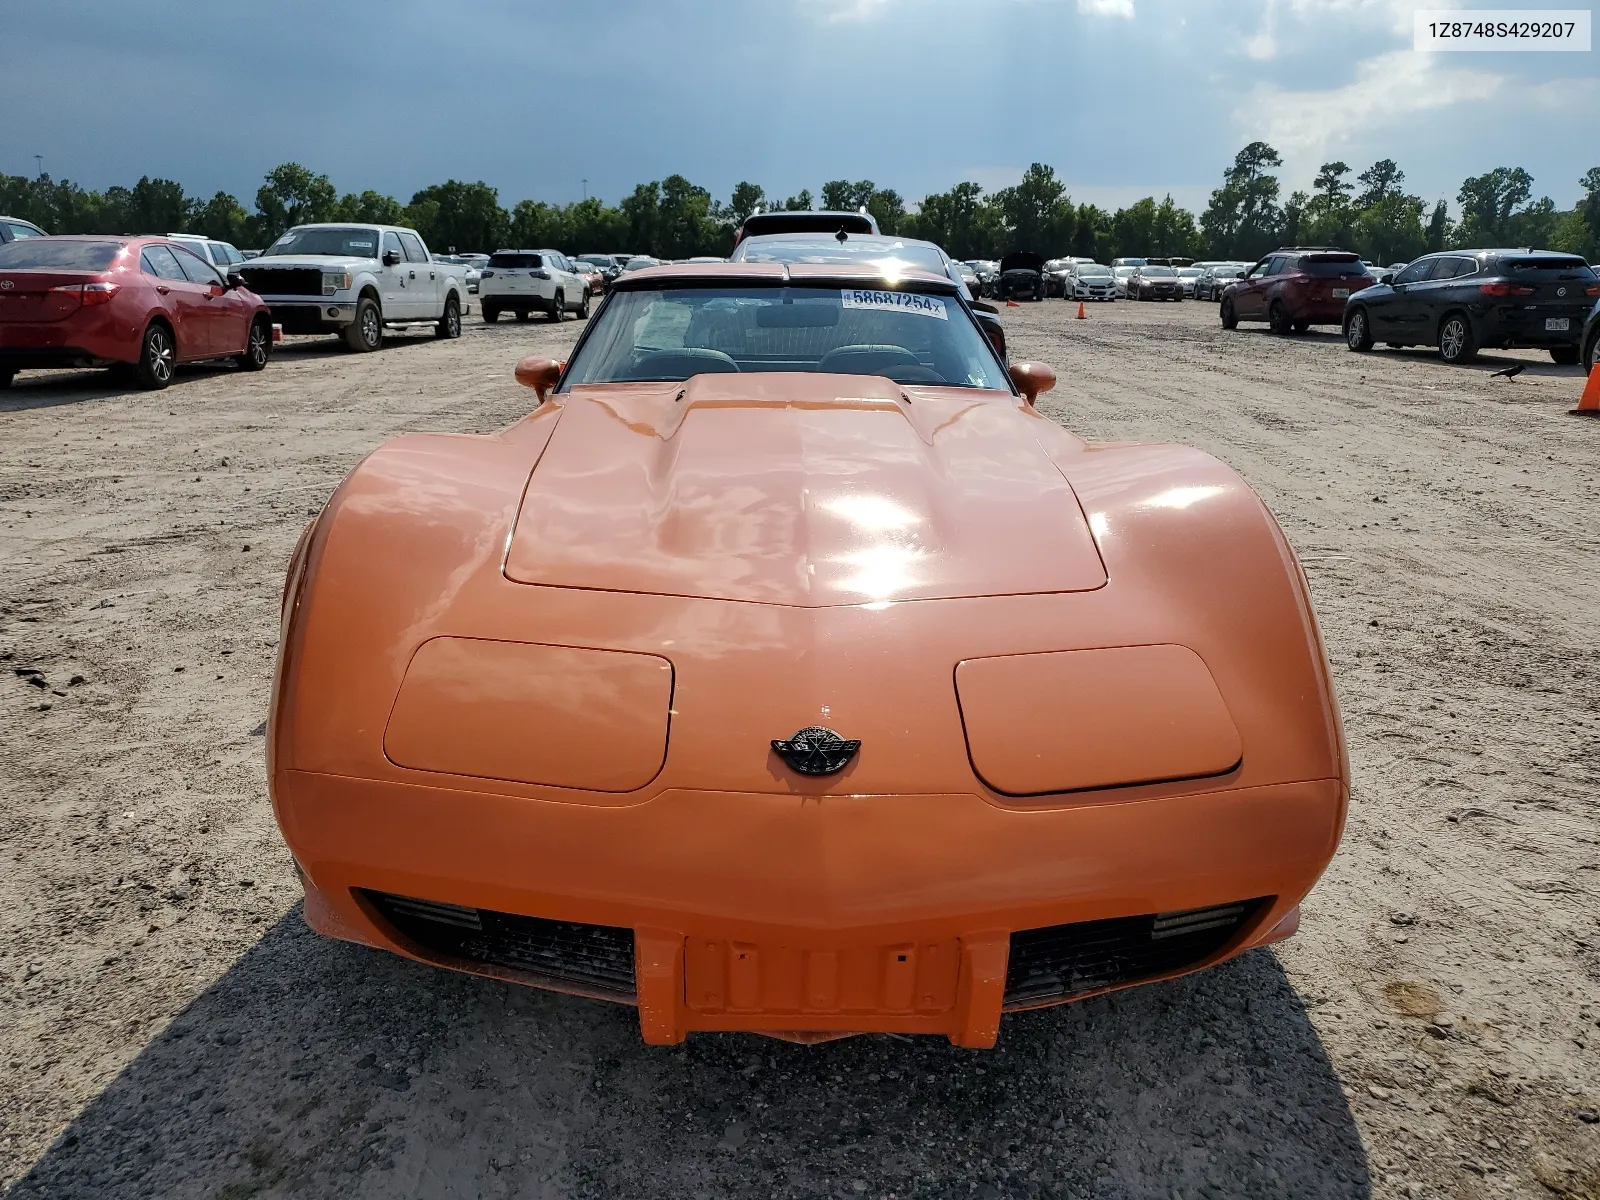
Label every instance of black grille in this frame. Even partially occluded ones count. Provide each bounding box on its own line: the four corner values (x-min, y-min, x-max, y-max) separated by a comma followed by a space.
1003, 898, 1267, 1008
362, 890, 636, 1001
239, 266, 323, 297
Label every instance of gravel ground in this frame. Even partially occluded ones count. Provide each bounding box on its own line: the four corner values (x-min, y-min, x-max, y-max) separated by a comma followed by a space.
2, 297, 1598, 1200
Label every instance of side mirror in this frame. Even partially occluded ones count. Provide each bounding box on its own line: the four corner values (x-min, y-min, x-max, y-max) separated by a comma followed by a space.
515, 356, 563, 400
1009, 362, 1056, 406
226, 270, 244, 290
382, 250, 402, 267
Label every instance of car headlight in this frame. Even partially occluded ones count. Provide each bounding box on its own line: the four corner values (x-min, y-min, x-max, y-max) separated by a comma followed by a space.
322, 272, 351, 295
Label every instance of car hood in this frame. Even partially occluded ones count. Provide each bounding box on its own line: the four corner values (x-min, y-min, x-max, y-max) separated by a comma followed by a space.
999, 251, 1044, 274
242, 255, 380, 271
505, 372, 1107, 606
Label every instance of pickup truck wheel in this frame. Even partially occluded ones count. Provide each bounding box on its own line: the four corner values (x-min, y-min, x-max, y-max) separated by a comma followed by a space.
344, 298, 383, 352
134, 322, 176, 390
1220, 298, 1238, 330
548, 290, 565, 323
436, 295, 461, 339
1268, 301, 1292, 335
236, 317, 271, 371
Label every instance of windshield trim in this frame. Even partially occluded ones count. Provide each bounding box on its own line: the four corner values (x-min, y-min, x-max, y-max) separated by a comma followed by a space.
262, 226, 381, 258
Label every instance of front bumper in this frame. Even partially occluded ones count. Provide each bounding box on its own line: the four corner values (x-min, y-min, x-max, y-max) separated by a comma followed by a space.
280, 770, 1341, 1047
265, 298, 357, 334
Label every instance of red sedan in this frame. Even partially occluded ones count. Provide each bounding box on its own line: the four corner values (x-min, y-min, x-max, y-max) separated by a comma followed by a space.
0, 235, 273, 390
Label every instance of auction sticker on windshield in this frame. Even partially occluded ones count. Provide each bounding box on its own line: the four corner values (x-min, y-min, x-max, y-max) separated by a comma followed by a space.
841, 289, 949, 320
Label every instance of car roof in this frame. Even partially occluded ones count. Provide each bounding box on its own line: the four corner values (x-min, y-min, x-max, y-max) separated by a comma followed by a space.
611, 261, 960, 293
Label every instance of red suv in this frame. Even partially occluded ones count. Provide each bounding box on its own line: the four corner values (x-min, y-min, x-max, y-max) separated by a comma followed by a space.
0, 235, 273, 390
1219, 248, 1375, 334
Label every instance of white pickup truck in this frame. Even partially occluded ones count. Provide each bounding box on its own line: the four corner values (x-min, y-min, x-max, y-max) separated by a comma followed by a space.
236, 223, 467, 351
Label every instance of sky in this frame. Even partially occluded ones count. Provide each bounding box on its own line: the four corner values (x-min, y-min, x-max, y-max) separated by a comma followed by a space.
0, 0, 1593, 215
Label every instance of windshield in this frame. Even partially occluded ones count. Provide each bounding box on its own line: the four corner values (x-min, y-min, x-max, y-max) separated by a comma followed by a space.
1178, 268, 1202, 278
1502, 256, 1594, 279
1077, 266, 1112, 277
563, 285, 1007, 390
0, 239, 121, 270
489, 252, 542, 268
578, 255, 613, 266
264, 227, 380, 258
1142, 266, 1177, 277
624, 257, 658, 270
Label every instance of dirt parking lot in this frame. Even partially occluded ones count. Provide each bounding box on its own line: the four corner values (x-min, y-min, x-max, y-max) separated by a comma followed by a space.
2, 296, 1598, 1200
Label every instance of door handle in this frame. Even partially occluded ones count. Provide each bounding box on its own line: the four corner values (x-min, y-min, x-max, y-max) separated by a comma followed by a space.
429, 272, 435, 280
408, 270, 416, 279
156, 285, 170, 294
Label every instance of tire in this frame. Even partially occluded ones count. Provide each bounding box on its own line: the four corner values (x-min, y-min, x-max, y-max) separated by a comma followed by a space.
436, 294, 461, 339
1291, 319, 1309, 333
344, 296, 382, 352
0, 369, 14, 390
1437, 312, 1478, 364
515, 310, 531, 322
134, 322, 176, 390
548, 290, 565, 323
1220, 298, 1238, 330
1549, 344, 1579, 366
576, 289, 590, 319
1268, 301, 1292, 335
236, 318, 271, 371
1344, 308, 1373, 352
1585, 326, 1600, 374
1386, 342, 1403, 349
483, 305, 500, 323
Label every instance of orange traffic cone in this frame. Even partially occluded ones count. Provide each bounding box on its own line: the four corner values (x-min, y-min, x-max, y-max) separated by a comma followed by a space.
1006, 299, 1020, 308
1075, 301, 1087, 320
1573, 365, 1600, 416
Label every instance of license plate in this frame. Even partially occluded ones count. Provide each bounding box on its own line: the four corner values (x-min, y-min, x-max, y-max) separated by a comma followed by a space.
1332, 288, 1349, 299
1546, 317, 1570, 332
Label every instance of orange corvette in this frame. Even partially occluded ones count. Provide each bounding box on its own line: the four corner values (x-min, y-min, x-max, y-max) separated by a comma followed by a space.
269, 262, 1346, 1048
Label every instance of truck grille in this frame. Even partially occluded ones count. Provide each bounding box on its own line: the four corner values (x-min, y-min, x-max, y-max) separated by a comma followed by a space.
238, 266, 323, 297
362, 890, 637, 1001
1003, 898, 1267, 1008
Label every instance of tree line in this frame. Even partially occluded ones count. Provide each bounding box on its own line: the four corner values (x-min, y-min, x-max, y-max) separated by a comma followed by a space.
3, 147, 1596, 265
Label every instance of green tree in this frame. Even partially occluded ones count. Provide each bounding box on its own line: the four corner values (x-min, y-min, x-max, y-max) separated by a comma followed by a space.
1456, 166, 1533, 244
727, 181, 765, 225
992, 163, 1072, 254
1424, 200, 1451, 253
1356, 194, 1427, 264
1201, 141, 1283, 259
405, 180, 507, 252
1071, 204, 1108, 258
907, 181, 1002, 259
1355, 159, 1405, 209
194, 191, 252, 243
820, 180, 876, 211
333, 190, 404, 225
1111, 197, 1157, 258
254, 163, 336, 240
865, 187, 905, 236
655, 174, 722, 258
620, 181, 661, 252
1313, 162, 1352, 205
507, 199, 565, 249
782, 189, 813, 212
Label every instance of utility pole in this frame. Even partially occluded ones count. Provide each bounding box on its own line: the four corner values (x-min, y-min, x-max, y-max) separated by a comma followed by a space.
581, 179, 588, 201
33, 155, 44, 178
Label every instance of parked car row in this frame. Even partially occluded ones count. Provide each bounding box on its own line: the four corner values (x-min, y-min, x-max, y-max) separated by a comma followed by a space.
1210, 244, 1600, 367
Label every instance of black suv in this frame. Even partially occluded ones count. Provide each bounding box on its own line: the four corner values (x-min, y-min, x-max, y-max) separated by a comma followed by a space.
1342, 249, 1599, 365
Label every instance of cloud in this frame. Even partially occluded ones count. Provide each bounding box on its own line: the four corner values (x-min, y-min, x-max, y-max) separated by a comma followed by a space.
1239, 49, 1504, 181
1077, 0, 1134, 14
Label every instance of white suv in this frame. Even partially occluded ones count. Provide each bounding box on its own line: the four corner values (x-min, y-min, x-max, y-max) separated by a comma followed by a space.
479, 250, 591, 323
168, 233, 248, 275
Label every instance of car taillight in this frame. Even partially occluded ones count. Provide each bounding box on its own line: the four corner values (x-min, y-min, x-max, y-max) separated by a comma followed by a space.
1586, 285, 1600, 297
48, 282, 119, 305
1479, 282, 1534, 296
